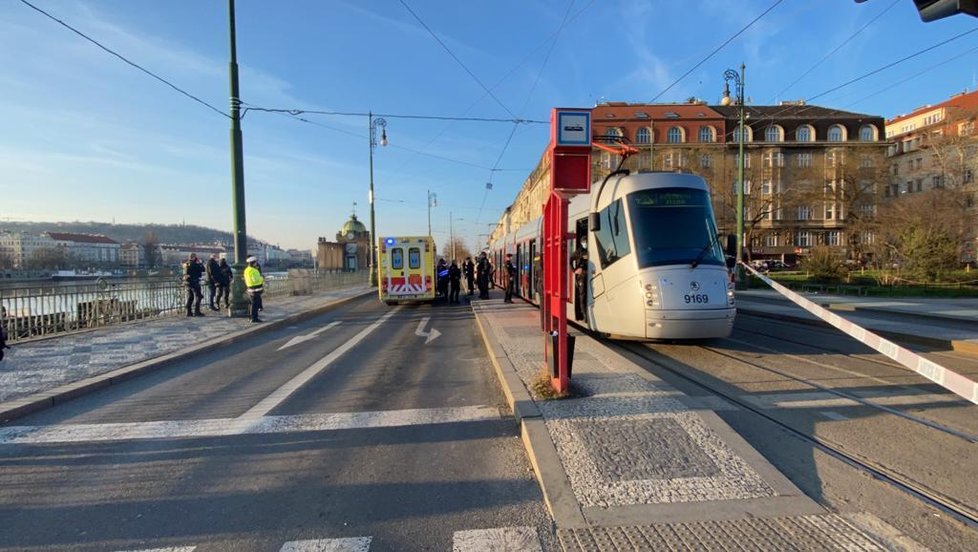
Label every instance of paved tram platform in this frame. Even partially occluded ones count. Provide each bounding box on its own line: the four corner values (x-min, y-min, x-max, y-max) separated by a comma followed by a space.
471, 295, 956, 551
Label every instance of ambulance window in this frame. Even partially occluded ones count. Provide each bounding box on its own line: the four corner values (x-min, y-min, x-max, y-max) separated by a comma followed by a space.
392, 248, 404, 270
408, 247, 421, 269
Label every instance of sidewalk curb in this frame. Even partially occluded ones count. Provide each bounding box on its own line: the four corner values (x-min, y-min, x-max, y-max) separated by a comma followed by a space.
0, 289, 373, 424
472, 303, 588, 529
736, 305, 956, 350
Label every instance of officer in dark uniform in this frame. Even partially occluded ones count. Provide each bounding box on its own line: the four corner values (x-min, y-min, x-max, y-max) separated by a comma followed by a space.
462, 257, 475, 296
183, 253, 206, 317
476, 252, 490, 299
448, 260, 462, 304
571, 245, 588, 323
205, 254, 220, 311
503, 253, 516, 303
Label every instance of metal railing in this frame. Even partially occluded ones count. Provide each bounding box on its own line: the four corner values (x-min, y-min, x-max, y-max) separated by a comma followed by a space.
0, 270, 370, 343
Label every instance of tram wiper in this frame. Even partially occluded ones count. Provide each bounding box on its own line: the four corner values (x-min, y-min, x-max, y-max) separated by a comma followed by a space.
690, 233, 721, 269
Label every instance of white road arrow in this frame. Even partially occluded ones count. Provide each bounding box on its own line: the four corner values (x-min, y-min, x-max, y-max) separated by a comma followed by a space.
277, 321, 342, 351
415, 316, 442, 345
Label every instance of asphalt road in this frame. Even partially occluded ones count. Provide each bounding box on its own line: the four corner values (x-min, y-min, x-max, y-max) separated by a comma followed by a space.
0, 296, 556, 552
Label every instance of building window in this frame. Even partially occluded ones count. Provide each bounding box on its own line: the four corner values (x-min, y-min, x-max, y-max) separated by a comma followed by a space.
797, 205, 812, 220
859, 125, 877, 141
796, 153, 812, 168
765, 125, 784, 142
795, 125, 814, 142
916, 178, 923, 192
932, 175, 944, 188
765, 234, 778, 247
826, 231, 841, 246
636, 127, 650, 144
965, 169, 974, 184
796, 231, 812, 247
698, 126, 715, 143
667, 127, 684, 143
827, 125, 846, 142
733, 124, 752, 142
860, 154, 873, 168
825, 204, 834, 220
761, 181, 772, 194
699, 154, 712, 168
915, 158, 923, 170
960, 121, 975, 136
737, 153, 751, 169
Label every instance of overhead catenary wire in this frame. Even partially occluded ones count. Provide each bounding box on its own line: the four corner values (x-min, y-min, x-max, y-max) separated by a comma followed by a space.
239, 106, 546, 125
773, 0, 900, 101
718, 26, 978, 140
18, 0, 229, 119
648, 0, 785, 103
398, 0, 518, 119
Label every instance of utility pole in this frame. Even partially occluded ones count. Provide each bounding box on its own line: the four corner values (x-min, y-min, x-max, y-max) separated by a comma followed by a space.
227, 0, 249, 317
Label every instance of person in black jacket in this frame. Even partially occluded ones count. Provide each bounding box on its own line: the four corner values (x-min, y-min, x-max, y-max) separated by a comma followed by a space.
205, 254, 221, 311
503, 253, 516, 303
476, 252, 490, 299
462, 257, 475, 296
183, 253, 205, 317
448, 260, 462, 304
215, 257, 233, 310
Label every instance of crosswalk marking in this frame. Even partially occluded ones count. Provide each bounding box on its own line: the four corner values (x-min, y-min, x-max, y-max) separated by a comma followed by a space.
115, 548, 196, 552
280, 537, 372, 552
0, 405, 502, 445
111, 528, 542, 552
453, 526, 541, 552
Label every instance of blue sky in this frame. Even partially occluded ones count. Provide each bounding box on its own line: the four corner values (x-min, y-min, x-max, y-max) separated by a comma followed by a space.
1, 0, 977, 251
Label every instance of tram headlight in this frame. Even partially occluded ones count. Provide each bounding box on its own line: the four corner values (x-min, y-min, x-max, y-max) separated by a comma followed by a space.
726, 281, 736, 306
641, 281, 657, 307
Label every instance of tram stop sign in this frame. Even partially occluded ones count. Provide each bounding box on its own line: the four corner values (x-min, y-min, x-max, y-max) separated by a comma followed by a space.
550, 108, 592, 195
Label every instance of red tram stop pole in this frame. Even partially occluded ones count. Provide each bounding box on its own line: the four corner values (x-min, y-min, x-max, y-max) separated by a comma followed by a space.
543, 108, 592, 394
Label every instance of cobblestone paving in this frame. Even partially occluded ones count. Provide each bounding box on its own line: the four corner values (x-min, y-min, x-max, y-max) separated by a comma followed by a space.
558, 514, 888, 551
0, 286, 371, 403
481, 303, 775, 509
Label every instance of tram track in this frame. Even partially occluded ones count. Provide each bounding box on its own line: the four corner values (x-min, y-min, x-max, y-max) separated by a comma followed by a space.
612, 339, 978, 532
715, 331, 978, 443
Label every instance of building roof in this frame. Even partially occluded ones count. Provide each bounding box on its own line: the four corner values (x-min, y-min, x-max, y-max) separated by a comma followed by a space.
710, 104, 882, 121
594, 102, 723, 120
886, 89, 978, 126
341, 214, 367, 236
45, 232, 118, 244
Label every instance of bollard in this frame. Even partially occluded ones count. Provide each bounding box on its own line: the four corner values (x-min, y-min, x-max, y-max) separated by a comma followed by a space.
550, 332, 576, 380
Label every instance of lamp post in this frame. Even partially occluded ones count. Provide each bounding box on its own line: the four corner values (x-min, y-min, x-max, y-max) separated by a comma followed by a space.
227, 0, 250, 317
722, 63, 746, 289
427, 190, 436, 236
368, 112, 387, 287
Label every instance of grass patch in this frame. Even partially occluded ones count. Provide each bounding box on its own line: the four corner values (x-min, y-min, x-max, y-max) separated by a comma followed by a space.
529, 368, 575, 400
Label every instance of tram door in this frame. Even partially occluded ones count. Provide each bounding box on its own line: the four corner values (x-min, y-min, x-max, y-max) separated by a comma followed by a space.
572, 218, 589, 323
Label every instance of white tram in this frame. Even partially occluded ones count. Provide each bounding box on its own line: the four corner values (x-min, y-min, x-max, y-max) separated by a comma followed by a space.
490, 171, 736, 340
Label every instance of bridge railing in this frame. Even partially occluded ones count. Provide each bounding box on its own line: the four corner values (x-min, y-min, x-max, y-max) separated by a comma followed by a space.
0, 270, 370, 343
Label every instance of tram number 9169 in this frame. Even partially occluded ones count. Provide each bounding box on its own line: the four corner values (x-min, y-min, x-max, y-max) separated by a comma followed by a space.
683, 293, 710, 304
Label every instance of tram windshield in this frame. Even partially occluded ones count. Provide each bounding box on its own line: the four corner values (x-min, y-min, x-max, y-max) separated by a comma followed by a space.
627, 187, 724, 268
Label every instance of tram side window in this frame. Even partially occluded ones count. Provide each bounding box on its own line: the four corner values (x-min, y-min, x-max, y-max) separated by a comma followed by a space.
408, 247, 421, 269
391, 248, 404, 270
593, 199, 631, 268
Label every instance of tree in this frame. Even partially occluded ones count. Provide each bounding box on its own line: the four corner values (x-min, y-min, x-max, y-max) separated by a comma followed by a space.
142, 231, 161, 269
0, 250, 14, 270
28, 247, 68, 270
873, 190, 968, 281
441, 236, 472, 263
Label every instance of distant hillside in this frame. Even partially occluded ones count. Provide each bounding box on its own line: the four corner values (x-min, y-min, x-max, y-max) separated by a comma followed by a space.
0, 221, 261, 246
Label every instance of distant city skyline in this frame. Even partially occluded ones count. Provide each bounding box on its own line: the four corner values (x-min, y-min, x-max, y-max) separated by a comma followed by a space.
2, 1, 977, 249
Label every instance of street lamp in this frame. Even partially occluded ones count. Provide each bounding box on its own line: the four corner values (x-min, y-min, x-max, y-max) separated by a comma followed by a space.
368, 112, 387, 287
427, 190, 437, 236
722, 63, 746, 289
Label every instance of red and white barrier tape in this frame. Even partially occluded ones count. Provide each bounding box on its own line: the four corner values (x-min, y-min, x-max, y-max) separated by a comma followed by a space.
741, 263, 978, 405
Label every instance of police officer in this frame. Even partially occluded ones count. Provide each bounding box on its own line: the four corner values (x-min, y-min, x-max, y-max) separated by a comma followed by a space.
215, 257, 233, 310
462, 257, 475, 296
448, 260, 462, 304
205, 254, 221, 311
476, 252, 490, 299
183, 253, 205, 317
243, 256, 265, 323
503, 253, 516, 303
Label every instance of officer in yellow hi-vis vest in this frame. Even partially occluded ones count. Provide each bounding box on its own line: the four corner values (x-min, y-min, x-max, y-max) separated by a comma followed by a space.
243, 256, 265, 323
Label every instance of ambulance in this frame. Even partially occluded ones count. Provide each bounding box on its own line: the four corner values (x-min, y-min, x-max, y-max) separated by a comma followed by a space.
377, 236, 437, 305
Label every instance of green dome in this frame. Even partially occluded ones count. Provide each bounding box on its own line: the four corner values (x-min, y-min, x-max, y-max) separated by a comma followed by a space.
341, 215, 367, 236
